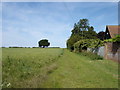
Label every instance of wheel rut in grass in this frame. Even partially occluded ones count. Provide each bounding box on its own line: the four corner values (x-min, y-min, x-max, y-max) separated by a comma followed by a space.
24, 49, 65, 88
40, 49, 118, 88
2, 48, 118, 88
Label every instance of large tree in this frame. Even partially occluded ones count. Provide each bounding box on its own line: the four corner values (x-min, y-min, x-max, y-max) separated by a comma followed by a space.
38, 39, 50, 48
67, 19, 97, 51
72, 19, 97, 39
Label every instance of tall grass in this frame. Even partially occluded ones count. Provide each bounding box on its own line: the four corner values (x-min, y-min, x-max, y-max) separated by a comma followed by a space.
2, 48, 118, 88
2, 48, 64, 88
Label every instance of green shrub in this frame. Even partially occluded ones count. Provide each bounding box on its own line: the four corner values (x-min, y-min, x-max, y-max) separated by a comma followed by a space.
104, 35, 120, 43
74, 39, 104, 52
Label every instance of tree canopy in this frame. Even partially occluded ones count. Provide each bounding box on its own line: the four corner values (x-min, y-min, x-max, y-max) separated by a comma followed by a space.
97, 31, 105, 40
38, 39, 50, 48
67, 19, 98, 51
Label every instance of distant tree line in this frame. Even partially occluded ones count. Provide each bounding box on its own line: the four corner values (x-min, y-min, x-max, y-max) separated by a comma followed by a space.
9, 47, 31, 48
1, 39, 51, 48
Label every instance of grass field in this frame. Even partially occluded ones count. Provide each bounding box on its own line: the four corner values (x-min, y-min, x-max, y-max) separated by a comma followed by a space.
2, 48, 118, 88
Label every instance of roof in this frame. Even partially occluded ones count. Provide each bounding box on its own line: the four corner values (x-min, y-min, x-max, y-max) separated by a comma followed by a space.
106, 25, 120, 38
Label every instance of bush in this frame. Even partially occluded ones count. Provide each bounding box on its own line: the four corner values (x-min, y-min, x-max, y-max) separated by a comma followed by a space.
104, 35, 120, 43
79, 51, 103, 60
74, 39, 104, 52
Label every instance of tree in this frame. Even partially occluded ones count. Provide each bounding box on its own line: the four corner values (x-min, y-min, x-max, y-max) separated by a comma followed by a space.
38, 39, 50, 48
67, 18, 97, 51
79, 19, 89, 31
97, 31, 105, 40
71, 23, 80, 35
71, 19, 97, 39
86, 26, 97, 39
67, 34, 82, 51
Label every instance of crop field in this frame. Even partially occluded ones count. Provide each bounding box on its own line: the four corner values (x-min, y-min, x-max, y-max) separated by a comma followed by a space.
2, 48, 119, 88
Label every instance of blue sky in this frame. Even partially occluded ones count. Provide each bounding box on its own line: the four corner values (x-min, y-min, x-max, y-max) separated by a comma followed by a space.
2, 2, 118, 48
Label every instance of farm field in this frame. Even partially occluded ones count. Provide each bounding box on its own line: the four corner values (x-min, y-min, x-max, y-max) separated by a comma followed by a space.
2, 48, 118, 88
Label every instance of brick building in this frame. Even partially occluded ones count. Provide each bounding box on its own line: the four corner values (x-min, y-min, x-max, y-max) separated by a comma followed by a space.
104, 25, 120, 62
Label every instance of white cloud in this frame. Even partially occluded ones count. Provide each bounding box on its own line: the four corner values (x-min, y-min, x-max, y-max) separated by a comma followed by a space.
2, 22, 71, 47
2, 3, 72, 48
2, 2, 117, 48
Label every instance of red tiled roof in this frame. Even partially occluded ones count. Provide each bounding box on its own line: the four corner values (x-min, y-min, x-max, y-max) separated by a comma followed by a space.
106, 25, 120, 38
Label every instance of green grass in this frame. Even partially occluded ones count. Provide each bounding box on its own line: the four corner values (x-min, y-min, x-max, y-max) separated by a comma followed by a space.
2, 48, 118, 88
78, 51, 103, 60
2, 48, 63, 88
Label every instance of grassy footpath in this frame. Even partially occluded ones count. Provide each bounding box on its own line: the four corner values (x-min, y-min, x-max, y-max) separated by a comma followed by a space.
41, 49, 118, 88
2, 48, 118, 88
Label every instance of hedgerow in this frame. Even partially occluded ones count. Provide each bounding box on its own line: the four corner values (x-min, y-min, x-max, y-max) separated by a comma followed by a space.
74, 39, 104, 52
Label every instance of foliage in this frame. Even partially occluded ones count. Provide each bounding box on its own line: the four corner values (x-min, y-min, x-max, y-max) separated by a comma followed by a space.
86, 26, 97, 39
66, 34, 82, 51
74, 39, 104, 52
67, 19, 98, 51
97, 31, 105, 40
104, 35, 120, 43
71, 19, 97, 39
38, 39, 50, 48
78, 51, 103, 60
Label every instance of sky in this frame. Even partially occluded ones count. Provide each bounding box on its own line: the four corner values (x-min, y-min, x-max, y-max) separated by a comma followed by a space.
2, 2, 118, 48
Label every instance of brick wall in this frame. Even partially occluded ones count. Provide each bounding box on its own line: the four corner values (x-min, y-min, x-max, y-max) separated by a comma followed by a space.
104, 42, 120, 62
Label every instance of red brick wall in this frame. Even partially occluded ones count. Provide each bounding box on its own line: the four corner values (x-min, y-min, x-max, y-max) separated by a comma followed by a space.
104, 42, 120, 62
